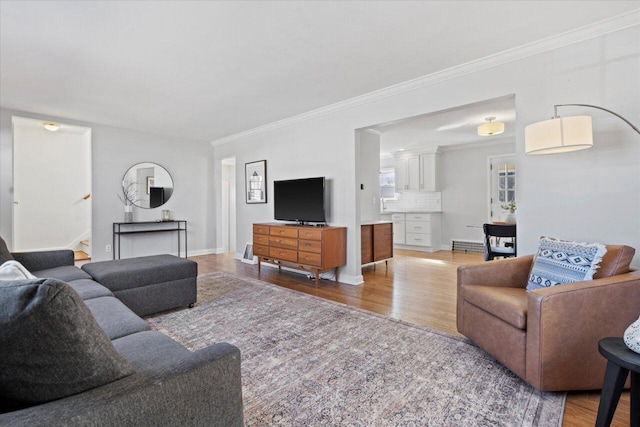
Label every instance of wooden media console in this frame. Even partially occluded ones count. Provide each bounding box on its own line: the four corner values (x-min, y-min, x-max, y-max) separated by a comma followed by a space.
253, 223, 347, 287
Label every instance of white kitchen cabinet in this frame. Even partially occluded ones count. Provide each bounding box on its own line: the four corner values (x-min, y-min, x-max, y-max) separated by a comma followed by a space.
392, 212, 441, 252
396, 153, 438, 192
391, 213, 406, 244
395, 156, 419, 191
419, 153, 439, 192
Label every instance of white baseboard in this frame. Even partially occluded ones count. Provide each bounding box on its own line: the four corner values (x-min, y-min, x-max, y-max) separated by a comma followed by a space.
441, 244, 451, 251
187, 248, 219, 257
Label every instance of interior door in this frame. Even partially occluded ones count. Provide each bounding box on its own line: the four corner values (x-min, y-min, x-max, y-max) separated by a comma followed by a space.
12, 117, 92, 252
489, 155, 516, 223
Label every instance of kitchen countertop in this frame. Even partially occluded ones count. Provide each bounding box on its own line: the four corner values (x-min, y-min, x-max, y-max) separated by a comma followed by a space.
361, 220, 393, 225
380, 211, 442, 214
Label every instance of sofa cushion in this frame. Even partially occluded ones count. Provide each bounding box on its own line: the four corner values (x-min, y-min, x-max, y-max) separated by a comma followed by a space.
0, 260, 36, 281
32, 265, 93, 282
84, 296, 150, 340
527, 237, 607, 292
0, 279, 134, 411
461, 285, 528, 329
593, 245, 636, 279
66, 279, 113, 300
112, 330, 191, 373
0, 237, 14, 265
82, 254, 197, 292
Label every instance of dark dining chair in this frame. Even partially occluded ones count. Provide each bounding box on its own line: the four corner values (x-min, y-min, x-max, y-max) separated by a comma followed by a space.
483, 223, 517, 261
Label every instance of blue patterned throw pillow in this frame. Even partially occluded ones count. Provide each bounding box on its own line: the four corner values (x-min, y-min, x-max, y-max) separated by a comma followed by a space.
526, 237, 607, 292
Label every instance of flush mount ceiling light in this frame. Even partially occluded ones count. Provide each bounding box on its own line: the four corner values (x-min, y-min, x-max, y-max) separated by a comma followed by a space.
42, 122, 60, 132
477, 116, 504, 136
525, 104, 640, 155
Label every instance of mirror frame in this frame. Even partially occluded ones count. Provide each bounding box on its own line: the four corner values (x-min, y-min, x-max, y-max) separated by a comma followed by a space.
122, 162, 174, 209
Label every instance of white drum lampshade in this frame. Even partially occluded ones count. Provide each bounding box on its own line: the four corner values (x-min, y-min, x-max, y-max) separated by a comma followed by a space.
525, 116, 593, 155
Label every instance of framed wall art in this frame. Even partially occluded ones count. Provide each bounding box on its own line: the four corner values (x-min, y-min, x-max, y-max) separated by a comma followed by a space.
245, 160, 267, 204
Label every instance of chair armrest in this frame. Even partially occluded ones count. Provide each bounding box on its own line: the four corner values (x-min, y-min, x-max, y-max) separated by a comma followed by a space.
525, 271, 640, 391
11, 250, 75, 272
0, 342, 243, 426
457, 255, 534, 290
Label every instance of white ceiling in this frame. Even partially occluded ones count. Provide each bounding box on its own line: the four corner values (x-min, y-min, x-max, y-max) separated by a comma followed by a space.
1, 1, 638, 142
371, 95, 516, 158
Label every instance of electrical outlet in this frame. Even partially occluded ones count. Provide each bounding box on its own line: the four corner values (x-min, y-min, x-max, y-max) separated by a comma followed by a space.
105, 244, 112, 253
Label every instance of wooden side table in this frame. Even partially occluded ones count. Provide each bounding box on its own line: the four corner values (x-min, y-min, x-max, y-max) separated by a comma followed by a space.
595, 337, 640, 427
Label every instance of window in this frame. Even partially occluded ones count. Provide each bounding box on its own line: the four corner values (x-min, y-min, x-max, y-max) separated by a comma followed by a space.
380, 169, 395, 198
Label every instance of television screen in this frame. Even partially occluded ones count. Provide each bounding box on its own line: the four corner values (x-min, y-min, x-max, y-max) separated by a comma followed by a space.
149, 187, 165, 208
274, 177, 326, 223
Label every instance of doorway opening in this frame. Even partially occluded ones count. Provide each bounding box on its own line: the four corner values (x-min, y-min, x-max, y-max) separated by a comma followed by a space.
12, 116, 92, 259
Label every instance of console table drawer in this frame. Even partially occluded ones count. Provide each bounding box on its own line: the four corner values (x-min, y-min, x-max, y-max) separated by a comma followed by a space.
299, 239, 321, 254
269, 236, 298, 250
253, 224, 270, 235
299, 251, 322, 267
270, 247, 298, 262
253, 244, 269, 256
270, 227, 298, 238
254, 234, 270, 246
298, 228, 322, 241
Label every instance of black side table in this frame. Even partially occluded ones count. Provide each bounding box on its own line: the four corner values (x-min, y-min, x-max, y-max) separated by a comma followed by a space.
595, 337, 640, 427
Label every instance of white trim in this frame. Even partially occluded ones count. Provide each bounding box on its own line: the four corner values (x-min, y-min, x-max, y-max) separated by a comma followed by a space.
438, 138, 513, 152
211, 11, 640, 146
186, 248, 219, 257
487, 153, 517, 223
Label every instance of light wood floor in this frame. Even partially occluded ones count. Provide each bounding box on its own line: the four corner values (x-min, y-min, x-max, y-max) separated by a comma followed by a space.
191, 249, 630, 427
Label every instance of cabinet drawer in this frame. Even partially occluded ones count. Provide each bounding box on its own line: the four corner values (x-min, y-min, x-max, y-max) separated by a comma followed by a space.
391, 213, 405, 221
269, 236, 298, 250
253, 224, 270, 235
406, 233, 431, 247
406, 213, 430, 222
299, 239, 322, 254
253, 244, 269, 256
270, 227, 298, 238
299, 251, 322, 267
270, 247, 298, 263
254, 234, 270, 246
298, 228, 322, 241
406, 221, 430, 233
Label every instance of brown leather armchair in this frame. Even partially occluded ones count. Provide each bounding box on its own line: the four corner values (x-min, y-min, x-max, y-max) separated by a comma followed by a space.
457, 245, 640, 392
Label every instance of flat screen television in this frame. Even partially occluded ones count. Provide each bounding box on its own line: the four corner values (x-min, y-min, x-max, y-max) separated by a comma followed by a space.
274, 177, 326, 224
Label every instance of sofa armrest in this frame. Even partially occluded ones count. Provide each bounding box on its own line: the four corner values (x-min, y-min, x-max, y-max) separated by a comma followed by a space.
457, 255, 534, 290
525, 270, 640, 391
11, 250, 75, 272
0, 342, 243, 426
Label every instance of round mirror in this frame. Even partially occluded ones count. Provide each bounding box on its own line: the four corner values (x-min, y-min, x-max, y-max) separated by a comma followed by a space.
122, 162, 174, 209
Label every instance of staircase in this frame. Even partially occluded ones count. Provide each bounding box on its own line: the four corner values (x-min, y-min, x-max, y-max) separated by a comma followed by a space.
74, 239, 91, 262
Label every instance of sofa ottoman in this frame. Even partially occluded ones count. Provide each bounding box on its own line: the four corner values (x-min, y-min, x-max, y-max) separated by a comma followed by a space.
82, 254, 197, 316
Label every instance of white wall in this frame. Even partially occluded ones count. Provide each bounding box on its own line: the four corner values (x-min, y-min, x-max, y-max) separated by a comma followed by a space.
0, 108, 216, 261
358, 130, 381, 223
439, 142, 514, 247
213, 25, 640, 275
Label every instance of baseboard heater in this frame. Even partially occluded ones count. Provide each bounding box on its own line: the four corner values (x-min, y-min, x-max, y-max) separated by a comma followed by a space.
451, 239, 484, 254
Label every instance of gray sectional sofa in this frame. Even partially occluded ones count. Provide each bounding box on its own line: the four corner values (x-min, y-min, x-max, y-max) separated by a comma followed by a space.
0, 243, 243, 426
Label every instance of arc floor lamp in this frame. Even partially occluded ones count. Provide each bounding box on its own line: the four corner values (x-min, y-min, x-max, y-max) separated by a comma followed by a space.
525, 104, 640, 155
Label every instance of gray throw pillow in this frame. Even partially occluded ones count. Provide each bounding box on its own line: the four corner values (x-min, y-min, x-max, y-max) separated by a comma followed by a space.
0, 278, 134, 410
0, 236, 14, 265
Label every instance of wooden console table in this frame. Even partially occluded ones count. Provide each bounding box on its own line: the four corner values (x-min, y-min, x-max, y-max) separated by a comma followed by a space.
113, 220, 187, 260
253, 223, 346, 287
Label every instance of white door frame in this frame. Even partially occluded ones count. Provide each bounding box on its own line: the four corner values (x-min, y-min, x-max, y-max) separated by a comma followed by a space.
487, 153, 516, 223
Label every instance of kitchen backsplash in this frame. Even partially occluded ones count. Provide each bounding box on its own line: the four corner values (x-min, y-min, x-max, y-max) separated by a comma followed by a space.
382, 191, 442, 212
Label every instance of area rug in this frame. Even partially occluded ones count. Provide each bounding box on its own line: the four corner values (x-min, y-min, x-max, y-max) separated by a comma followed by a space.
147, 272, 565, 426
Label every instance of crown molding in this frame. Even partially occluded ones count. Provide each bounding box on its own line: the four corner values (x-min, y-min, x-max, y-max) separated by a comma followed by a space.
211, 10, 640, 147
